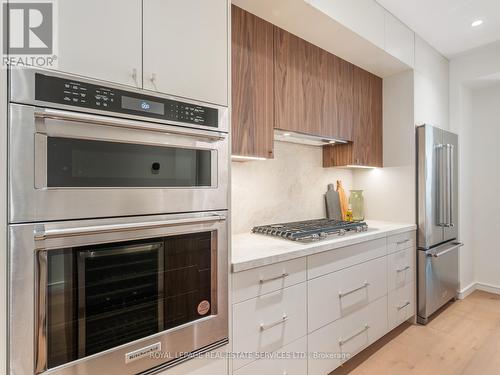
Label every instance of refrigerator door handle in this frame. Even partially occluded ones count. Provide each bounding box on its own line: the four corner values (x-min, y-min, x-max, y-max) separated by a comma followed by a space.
437, 144, 448, 227
426, 242, 463, 257
448, 145, 455, 228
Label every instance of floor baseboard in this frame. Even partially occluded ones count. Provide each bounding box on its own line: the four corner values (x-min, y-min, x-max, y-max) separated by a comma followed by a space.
458, 282, 477, 299
476, 282, 500, 296
458, 282, 500, 299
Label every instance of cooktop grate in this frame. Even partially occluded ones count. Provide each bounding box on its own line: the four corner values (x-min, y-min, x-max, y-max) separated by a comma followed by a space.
252, 218, 368, 242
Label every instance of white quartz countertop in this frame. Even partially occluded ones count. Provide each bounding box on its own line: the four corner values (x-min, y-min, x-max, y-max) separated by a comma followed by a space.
231, 221, 417, 272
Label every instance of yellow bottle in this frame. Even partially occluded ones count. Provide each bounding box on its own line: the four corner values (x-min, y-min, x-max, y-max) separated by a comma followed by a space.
345, 204, 353, 222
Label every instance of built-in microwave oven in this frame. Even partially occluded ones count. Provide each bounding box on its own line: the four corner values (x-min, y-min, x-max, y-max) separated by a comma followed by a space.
8, 68, 229, 223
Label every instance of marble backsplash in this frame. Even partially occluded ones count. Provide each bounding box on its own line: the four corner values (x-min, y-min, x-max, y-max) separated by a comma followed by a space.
231, 141, 354, 234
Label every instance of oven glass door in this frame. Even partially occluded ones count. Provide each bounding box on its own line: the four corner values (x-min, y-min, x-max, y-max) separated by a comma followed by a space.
46, 137, 213, 188
43, 231, 215, 370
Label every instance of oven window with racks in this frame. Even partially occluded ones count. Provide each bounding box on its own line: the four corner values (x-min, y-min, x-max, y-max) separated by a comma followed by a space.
43, 232, 214, 369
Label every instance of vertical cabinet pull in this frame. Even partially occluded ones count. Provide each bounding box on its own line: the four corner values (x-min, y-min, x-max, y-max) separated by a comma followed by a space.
149, 73, 158, 91
131, 68, 139, 87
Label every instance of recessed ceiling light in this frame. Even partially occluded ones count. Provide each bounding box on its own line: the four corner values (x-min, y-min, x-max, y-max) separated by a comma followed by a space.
282, 132, 291, 137
471, 19, 483, 27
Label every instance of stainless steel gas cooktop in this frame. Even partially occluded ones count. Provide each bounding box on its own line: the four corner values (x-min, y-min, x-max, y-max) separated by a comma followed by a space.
252, 218, 368, 242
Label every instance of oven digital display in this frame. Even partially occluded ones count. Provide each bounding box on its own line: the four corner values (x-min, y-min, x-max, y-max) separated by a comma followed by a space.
121, 96, 165, 115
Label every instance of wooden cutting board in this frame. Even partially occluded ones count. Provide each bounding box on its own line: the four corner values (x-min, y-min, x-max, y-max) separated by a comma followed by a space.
337, 180, 348, 221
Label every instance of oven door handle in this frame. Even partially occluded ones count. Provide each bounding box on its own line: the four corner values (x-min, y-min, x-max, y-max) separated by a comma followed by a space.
34, 215, 227, 240
34, 108, 227, 141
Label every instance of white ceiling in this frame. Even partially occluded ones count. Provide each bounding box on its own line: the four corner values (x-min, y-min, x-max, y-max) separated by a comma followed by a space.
376, 0, 500, 58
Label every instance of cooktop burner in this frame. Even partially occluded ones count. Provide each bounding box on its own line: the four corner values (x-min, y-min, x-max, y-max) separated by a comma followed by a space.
252, 218, 368, 242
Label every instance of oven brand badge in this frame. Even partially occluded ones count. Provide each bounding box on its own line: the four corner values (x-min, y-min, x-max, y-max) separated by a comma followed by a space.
197, 300, 210, 316
125, 342, 162, 364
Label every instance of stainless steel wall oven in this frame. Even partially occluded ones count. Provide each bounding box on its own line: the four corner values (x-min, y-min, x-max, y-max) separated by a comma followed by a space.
8, 69, 229, 375
9, 68, 229, 223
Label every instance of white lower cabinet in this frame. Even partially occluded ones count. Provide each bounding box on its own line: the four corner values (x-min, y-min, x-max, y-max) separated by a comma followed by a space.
308, 256, 387, 332
232, 283, 307, 370
231, 230, 416, 375
388, 282, 415, 330
308, 296, 388, 375
387, 247, 414, 291
233, 337, 307, 375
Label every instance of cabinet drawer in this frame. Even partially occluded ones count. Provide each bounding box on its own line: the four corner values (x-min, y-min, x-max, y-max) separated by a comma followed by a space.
232, 283, 307, 370
233, 337, 307, 375
308, 256, 387, 332
232, 258, 306, 303
308, 296, 388, 375
387, 231, 415, 254
388, 282, 415, 330
388, 247, 414, 291
308, 238, 387, 279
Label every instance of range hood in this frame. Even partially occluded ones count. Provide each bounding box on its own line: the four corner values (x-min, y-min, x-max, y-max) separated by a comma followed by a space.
274, 129, 348, 147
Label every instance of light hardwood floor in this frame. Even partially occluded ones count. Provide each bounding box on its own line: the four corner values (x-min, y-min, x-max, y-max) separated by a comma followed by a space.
331, 291, 500, 375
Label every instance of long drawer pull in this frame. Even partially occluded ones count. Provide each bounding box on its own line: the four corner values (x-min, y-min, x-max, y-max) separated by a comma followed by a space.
396, 239, 411, 245
396, 265, 411, 273
260, 314, 288, 331
339, 324, 370, 346
259, 273, 289, 284
397, 301, 411, 310
339, 282, 370, 298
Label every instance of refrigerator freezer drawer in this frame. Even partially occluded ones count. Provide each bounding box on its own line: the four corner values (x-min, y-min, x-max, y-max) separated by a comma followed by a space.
417, 242, 462, 324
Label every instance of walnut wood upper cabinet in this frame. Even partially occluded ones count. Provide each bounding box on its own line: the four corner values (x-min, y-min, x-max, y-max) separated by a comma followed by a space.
274, 28, 327, 137
231, 6, 274, 159
323, 66, 383, 167
274, 29, 353, 141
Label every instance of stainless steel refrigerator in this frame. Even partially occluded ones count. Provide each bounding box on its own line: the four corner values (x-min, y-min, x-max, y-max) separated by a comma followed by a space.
416, 124, 463, 324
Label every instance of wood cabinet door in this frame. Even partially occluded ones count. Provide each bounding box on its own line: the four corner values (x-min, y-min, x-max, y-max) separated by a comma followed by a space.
143, 0, 228, 105
325, 54, 354, 141
352, 67, 383, 167
274, 28, 328, 136
323, 67, 382, 167
52, 0, 142, 87
231, 6, 274, 159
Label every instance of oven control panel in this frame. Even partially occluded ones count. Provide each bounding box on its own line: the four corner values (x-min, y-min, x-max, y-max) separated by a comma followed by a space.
34, 73, 219, 127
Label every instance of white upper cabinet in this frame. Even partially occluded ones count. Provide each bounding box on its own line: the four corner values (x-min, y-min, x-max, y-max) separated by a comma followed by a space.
143, 0, 228, 105
308, 0, 386, 50
53, 0, 142, 86
384, 12, 415, 68
307, 0, 415, 68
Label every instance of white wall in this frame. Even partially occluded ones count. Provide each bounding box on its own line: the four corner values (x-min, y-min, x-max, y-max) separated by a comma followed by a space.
449, 42, 500, 292
469, 86, 500, 288
231, 141, 353, 234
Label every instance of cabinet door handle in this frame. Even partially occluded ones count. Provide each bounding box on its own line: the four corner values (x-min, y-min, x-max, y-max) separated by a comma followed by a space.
131, 68, 139, 87
396, 239, 410, 245
259, 273, 289, 284
397, 301, 411, 310
149, 73, 158, 91
260, 314, 288, 331
396, 265, 411, 273
339, 324, 370, 346
339, 282, 370, 298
